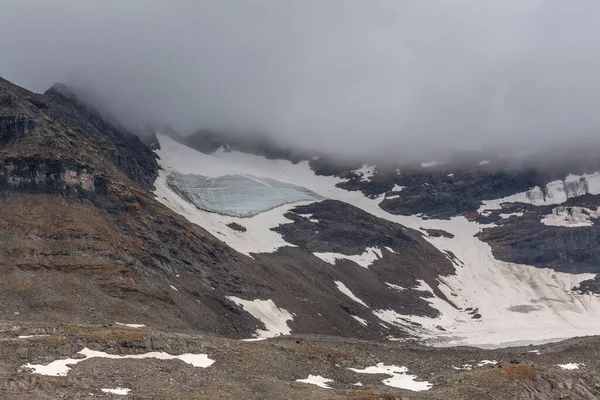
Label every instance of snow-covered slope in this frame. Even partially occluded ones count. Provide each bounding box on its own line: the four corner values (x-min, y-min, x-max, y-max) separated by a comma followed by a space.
153, 134, 600, 348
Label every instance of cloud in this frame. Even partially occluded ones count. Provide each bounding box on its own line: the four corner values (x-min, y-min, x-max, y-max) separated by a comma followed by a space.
1, 0, 600, 158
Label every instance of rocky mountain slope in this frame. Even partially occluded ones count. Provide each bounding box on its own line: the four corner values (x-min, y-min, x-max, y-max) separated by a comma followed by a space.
2, 75, 600, 398
0, 76, 456, 341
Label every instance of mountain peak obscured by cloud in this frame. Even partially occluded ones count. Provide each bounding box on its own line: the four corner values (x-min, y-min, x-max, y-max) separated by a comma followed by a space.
2, 0, 600, 159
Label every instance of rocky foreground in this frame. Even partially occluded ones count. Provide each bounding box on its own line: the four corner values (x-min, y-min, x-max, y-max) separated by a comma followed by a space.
0, 323, 598, 399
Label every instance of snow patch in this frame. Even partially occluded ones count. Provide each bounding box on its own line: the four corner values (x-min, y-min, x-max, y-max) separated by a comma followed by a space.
313, 247, 382, 269
297, 213, 319, 223
115, 322, 146, 328
352, 315, 368, 326
385, 282, 406, 292
349, 363, 432, 391
353, 165, 376, 182
499, 212, 524, 219
22, 348, 214, 377
335, 281, 369, 307
296, 374, 334, 389
101, 388, 131, 395
479, 160, 490, 165
18, 335, 49, 339
227, 297, 293, 338
452, 363, 473, 371
558, 363, 583, 370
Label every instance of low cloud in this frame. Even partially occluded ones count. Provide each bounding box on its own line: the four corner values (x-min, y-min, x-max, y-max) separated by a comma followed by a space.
1, 1, 600, 158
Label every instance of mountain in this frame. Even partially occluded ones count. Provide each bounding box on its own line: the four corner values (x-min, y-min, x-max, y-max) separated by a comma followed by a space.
2, 76, 600, 398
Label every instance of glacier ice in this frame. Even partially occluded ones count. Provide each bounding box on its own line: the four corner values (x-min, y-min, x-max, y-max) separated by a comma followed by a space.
167, 173, 324, 217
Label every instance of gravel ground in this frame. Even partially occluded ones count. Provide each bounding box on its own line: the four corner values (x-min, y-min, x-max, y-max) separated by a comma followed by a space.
0, 323, 599, 399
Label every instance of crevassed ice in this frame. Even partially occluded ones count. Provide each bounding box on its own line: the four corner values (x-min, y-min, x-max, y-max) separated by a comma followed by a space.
167, 173, 324, 218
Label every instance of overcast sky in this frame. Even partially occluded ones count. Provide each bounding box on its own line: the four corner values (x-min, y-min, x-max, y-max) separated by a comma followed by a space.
1, 1, 600, 158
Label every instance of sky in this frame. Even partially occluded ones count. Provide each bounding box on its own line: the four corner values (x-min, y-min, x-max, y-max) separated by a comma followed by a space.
1, 0, 600, 158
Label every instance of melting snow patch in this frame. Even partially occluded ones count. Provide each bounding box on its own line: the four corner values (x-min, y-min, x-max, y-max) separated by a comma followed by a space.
353, 165, 376, 182
385, 282, 406, 291
352, 315, 368, 326
477, 360, 497, 367
452, 364, 473, 371
335, 281, 369, 307
499, 212, 524, 219
22, 348, 215, 377
393, 184, 405, 192
18, 335, 49, 339
115, 323, 146, 328
169, 285, 179, 292
297, 213, 319, 223
349, 363, 432, 391
227, 297, 293, 338
558, 363, 583, 370
296, 374, 334, 389
101, 388, 131, 395
541, 206, 599, 227
314, 247, 382, 269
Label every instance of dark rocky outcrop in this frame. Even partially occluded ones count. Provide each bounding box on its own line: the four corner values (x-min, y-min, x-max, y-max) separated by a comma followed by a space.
477, 209, 600, 275
227, 222, 247, 232
379, 169, 545, 219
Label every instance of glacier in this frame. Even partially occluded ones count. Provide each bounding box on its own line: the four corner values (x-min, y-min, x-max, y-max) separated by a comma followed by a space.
154, 133, 600, 348
167, 172, 324, 218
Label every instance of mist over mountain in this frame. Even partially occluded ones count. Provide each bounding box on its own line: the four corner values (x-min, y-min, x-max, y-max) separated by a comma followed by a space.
2, 1, 600, 159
